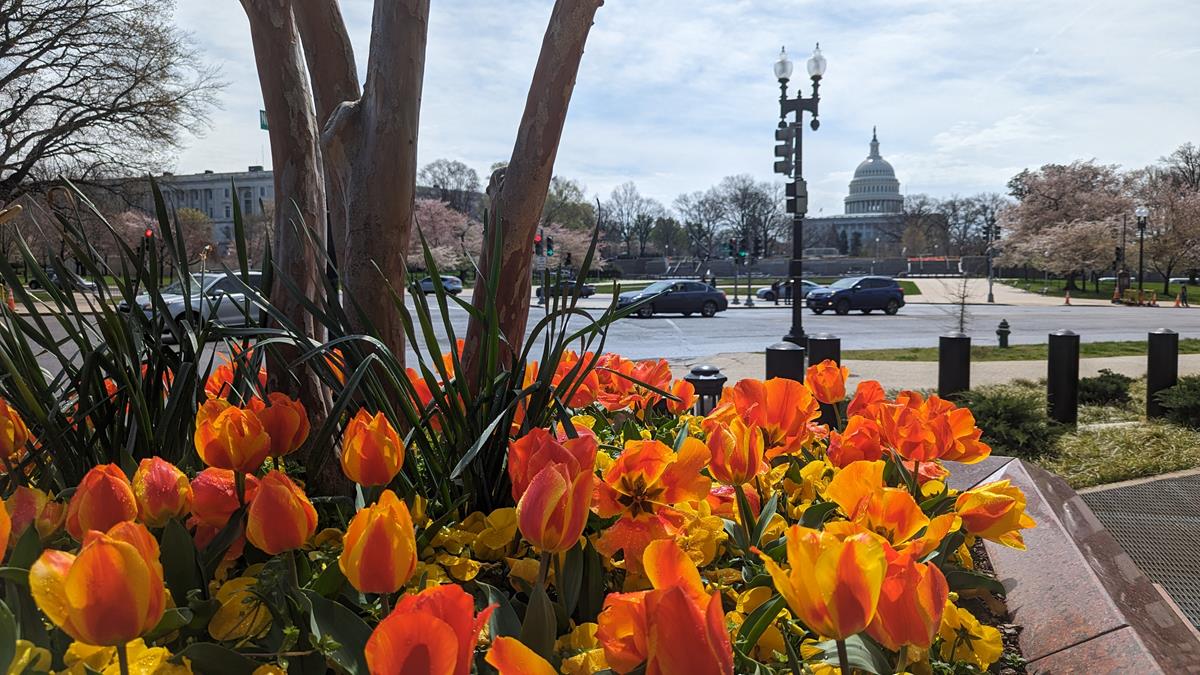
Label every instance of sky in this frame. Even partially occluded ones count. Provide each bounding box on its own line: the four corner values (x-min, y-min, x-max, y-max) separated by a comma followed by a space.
174, 0, 1200, 216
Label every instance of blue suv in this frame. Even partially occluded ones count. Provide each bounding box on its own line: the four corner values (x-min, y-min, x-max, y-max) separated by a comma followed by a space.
806, 276, 905, 315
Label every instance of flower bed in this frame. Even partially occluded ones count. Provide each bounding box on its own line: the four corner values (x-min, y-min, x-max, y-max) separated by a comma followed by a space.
0, 350, 1037, 675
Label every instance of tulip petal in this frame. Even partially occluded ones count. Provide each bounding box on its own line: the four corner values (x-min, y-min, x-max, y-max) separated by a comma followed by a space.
485, 636, 557, 675
366, 613, 458, 675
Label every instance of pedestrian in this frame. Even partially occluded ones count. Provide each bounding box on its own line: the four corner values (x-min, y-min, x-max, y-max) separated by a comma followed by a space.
1182, 284, 1190, 308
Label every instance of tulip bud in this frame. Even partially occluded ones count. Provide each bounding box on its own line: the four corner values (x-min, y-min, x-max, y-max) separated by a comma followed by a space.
248, 393, 310, 458
190, 468, 260, 528
516, 462, 592, 553
29, 521, 166, 646
806, 359, 849, 405
132, 457, 192, 528
194, 401, 271, 473
65, 464, 137, 541
246, 471, 317, 555
339, 490, 417, 594
705, 417, 766, 485
0, 398, 29, 462
665, 379, 696, 415
6, 486, 63, 544
340, 410, 403, 487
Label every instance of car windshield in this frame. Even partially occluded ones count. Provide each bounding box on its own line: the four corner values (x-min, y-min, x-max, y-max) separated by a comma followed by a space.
830, 278, 859, 290
640, 281, 673, 293
161, 274, 206, 295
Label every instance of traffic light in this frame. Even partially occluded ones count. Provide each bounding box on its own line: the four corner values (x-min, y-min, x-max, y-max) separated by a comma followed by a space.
565, 251, 572, 266
534, 230, 543, 256
144, 228, 154, 239
545, 236, 555, 256
774, 125, 794, 176
752, 238, 762, 258
738, 237, 748, 258
726, 238, 736, 258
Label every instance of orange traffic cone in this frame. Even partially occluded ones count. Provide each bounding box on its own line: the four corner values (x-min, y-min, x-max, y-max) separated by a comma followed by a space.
1112, 286, 1121, 302
1151, 292, 1159, 307
3, 286, 12, 312
1063, 290, 1071, 305
1176, 292, 1184, 308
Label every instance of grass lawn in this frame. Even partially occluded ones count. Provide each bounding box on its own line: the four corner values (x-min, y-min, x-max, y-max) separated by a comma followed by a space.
1000, 276, 1197, 301
843, 338, 1200, 362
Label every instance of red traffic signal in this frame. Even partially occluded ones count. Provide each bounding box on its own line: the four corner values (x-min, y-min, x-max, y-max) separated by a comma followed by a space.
144, 228, 154, 238
534, 233, 543, 243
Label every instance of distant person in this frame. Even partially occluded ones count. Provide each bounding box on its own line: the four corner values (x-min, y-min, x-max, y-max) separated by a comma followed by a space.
1182, 284, 1190, 308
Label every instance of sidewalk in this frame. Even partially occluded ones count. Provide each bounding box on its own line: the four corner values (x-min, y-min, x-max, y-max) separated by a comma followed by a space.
668, 352, 1200, 391
905, 278, 1114, 307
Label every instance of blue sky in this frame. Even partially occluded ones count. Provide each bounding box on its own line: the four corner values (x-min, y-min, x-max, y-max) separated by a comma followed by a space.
175, 0, 1200, 215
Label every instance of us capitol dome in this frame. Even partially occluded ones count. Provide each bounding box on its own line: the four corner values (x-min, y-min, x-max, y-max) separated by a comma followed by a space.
803, 128, 907, 255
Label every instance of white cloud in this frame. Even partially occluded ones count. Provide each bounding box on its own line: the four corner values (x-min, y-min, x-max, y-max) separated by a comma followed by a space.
173, 0, 1200, 213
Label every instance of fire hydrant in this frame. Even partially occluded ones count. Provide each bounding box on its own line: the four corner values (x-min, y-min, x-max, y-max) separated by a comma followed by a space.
996, 319, 1011, 348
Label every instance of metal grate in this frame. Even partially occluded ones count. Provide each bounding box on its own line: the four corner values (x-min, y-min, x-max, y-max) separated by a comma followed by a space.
1082, 474, 1200, 629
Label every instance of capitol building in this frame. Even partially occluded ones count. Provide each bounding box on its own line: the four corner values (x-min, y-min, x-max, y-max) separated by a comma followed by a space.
803, 128, 907, 256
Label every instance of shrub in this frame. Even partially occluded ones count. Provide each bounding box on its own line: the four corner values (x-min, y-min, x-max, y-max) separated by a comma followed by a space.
957, 384, 1066, 459
1078, 369, 1134, 405
1156, 375, 1200, 430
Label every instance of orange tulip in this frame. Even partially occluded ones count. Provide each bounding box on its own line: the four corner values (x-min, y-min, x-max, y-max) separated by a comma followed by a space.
704, 417, 765, 485
340, 490, 417, 594
826, 415, 883, 467
846, 380, 886, 417
665, 379, 697, 415
954, 479, 1036, 549
365, 584, 493, 675
806, 359, 849, 404
7, 486, 64, 543
823, 460, 959, 557
341, 410, 404, 487
516, 459, 593, 554
595, 353, 636, 411
0, 398, 29, 462
246, 470, 317, 555
29, 521, 166, 646
0, 499, 9, 555
877, 392, 990, 464
132, 457, 192, 528
65, 464, 137, 541
204, 361, 267, 399
248, 393, 310, 458
190, 468, 260, 528
194, 401, 272, 473
507, 428, 596, 501
720, 377, 820, 456
486, 636, 557, 675
758, 525, 885, 640
552, 350, 602, 408
867, 548, 949, 651
596, 539, 732, 675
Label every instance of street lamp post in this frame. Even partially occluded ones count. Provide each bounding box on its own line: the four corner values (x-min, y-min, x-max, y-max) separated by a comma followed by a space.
774, 44, 825, 346
1136, 205, 1149, 304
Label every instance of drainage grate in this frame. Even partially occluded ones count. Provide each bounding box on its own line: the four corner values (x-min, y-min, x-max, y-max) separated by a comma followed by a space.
1081, 474, 1200, 630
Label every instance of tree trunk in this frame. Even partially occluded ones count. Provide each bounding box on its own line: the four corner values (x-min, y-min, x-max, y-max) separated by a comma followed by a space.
322, 0, 429, 361
241, 0, 337, 489
461, 0, 604, 382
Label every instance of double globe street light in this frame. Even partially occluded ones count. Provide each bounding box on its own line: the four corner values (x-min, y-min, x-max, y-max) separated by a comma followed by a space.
773, 44, 826, 350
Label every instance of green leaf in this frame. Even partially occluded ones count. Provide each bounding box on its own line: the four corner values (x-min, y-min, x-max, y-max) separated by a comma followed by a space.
0, 599, 16, 674
0, 569, 29, 586
161, 519, 200, 605
520, 581, 557, 660
304, 590, 373, 675
815, 635, 893, 675
144, 607, 194, 642
560, 542, 585, 618
750, 493, 780, 547
477, 581, 522, 640
799, 501, 840, 529
734, 594, 786, 654
7, 529, 40, 570
172, 643, 262, 674
577, 540, 606, 622
944, 568, 1007, 596
308, 561, 348, 598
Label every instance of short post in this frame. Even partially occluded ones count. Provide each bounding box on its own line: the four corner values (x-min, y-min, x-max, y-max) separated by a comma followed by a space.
938, 332, 971, 398
807, 333, 841, 366
1047, 330, 1080, 425
1146, 328, 1179, 419
684, 365, 727, 416
996, 319, 1011, 348
766, 341, 806, 383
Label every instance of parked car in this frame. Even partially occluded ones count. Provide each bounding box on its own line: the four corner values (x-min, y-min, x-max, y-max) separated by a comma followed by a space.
28, 268, 97, 293
120, 271, 264, 327
418, 275, 463, 295
617, 279, 727, 318
1169, 277, 1198, 286
536, 280, 596, 299
806, 276, 905, 315
756, 279, 822, 302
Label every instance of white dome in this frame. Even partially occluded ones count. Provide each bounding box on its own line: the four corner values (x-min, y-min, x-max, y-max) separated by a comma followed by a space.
844, 128, 903, 215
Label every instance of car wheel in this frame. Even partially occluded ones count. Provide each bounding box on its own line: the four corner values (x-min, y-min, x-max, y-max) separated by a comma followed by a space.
764, 291, 776, 302
637, 304, 654, 319
861, 308, 873, 314
884, 299, 900, 315
701, 301, 718, 318
835, 300, 851, 316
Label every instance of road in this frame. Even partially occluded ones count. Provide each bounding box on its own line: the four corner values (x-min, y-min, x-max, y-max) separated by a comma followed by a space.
18, 298, 1200, 374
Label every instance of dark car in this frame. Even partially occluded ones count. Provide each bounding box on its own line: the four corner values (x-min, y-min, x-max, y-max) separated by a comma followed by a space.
536, 280, 596, 299
756, 279, 822, 302
617, 279, 728, 318
806, 276, 905, 315
28, 268, 97, 293
418, 275, 463, 295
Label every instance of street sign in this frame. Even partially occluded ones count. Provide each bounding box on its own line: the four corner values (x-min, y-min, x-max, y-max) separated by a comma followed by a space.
259, 110, 268, 130
534, 256, 546, 271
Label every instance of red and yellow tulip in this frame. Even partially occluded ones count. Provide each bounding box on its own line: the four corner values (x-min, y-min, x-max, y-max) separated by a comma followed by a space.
245, 471, 317, 555
340, 410, 404, 487
65, 464, 138, 541
194, 400, 272, 473
704, 417, 765, 486
7, 486, 64, 544
189, 468, 259, 528
132, 457, 192, 528
825, 415, 883, 467
340, 490, 417, 594
507, 428, 596, 501
955, 479, 1036, 549
0, 398, 29, 462
364, 584, 493, 675
248, 393, 309, 458
515, 462, 593, 554
716, 377, 820, 457
866, 547, 949, 650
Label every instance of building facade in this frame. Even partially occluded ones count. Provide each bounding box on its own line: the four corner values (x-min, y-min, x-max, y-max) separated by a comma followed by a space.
151, 167, 275, 244
804, 129, 907, 256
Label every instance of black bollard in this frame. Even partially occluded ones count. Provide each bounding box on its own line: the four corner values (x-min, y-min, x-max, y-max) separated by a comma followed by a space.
1047, 330, 1080, 425
766, 342, 806, 383
684, 365, 727, 416
1147, 329, 1179, 419
808, 333, 841, 366
938, 332, 971, 398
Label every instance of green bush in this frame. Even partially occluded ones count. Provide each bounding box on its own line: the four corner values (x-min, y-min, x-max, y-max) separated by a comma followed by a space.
1078, 369, 1134, 405
1155, 375, 1200, 430
957, 384, 1066, 459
